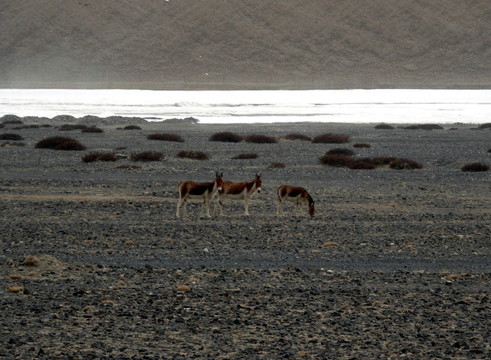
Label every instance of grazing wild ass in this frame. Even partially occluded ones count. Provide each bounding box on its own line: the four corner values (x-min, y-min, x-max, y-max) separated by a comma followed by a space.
176, 172, 223, 218
214, 173, 262, 216
277, 185, 315, 217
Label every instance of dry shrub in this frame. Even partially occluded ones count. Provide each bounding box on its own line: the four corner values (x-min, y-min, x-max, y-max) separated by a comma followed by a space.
353, 143, 371, 148
389, 158, 423, 170
374, 124, 394, 130
371, 157, 397, 166
403, 124, 443, 130
326, 148, 355, 156
130, 151, 163, 162
82, 152, 118, 163
209, 132, 243, 142
82, 126, 103, 133
59, 124, 88, 131
123, 125, 142, 130
147, 133, 184, 142
477, 123, 491, 130
177, 150, 209, 160
244, 134, 277, 143
312, 133, 349, 144
55, 140, 86, 151
347, 158, 377, 170
284, 133, 312, 141
319, 154, 353, 167
0, 133, 23, 141
0, 124, 4, 129
461, 162, 489, 172
320, 152, 422, 170
13, 124, 41, 130
35, 136, 86, 151
232, 153, 258, 160
269, 162, 286, 168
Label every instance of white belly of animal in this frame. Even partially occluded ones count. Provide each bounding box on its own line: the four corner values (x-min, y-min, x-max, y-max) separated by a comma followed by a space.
225, 191, 247, 200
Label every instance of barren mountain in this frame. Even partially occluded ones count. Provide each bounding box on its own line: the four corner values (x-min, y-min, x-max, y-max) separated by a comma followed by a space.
0, 0, 490, 89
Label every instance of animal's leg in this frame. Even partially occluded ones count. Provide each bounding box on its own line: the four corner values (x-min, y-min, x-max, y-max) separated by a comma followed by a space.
244, 197, 250, 216
277, 199, 283, 215
176, 198, 183, 217
204, 197, 211, 218
296, 200, 303, 215
213, 199, 219, 216
214, 198, 224, 216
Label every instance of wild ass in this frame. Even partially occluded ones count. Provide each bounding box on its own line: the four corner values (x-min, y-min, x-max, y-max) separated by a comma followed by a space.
214, 173, 262, 216
176, 172, 223, 218
277, 185, 315, 217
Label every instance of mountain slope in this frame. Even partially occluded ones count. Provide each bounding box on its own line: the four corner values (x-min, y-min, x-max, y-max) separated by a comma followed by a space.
0, 0, 489, 89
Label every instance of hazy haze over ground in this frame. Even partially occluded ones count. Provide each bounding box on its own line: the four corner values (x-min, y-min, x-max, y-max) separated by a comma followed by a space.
0, 0, 490, 89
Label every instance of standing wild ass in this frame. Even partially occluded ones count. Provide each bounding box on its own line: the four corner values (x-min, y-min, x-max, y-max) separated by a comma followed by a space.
277, 185, 315, 217
176, 172, 223, 218
214, 173, 262, 216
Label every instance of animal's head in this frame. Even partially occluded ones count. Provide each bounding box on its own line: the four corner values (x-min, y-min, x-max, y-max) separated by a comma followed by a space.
308, 201, 315, 217
255, 173, 262, 193
215, 172, 224, 194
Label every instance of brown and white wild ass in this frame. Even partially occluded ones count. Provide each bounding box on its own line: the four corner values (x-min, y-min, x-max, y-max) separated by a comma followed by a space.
176, 172, 223, 218
277, 185, 315, 217
214, 173, 262, 216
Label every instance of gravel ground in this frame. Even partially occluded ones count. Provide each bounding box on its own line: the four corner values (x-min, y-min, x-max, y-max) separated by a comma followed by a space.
1, 118, 490, 359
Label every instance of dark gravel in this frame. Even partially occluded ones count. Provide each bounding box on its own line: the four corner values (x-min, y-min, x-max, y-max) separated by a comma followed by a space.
1, 118, 490, 358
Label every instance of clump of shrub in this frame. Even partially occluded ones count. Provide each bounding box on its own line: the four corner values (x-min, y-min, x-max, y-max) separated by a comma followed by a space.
0, 133, 23, 141
353, 143, 371, 148
312, 133, 349, 144
403, 124, 443, 130
209, 132, 243, 142
319, 154, 354, 167
347, 158, 378, 170
284, 133, 312, 141
477, 123, 491, 130
232, 153, 258, 160
82, 152, 117, 163
320, 150, 421, 170
461, 162, 489, 172
147, 133, 184, 142
389, 158, 423, 170
59, 124, 88, 131
35, 136, 86, 151
82, 126, 103, 133
269, 162, 286, 168
176, 150, 209, 160
13, 124, 41, 130
326, 148, 355, 156
130, 151, 164, 162
123, 125, 141, 130
374, 124, 394, 130
244, 134, 277, 144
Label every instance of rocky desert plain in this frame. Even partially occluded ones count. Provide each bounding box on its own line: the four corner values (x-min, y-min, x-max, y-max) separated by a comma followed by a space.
0, 116, 489, 359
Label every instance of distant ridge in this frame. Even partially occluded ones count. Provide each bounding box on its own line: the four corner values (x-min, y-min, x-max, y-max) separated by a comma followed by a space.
0, 0, 490, 89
